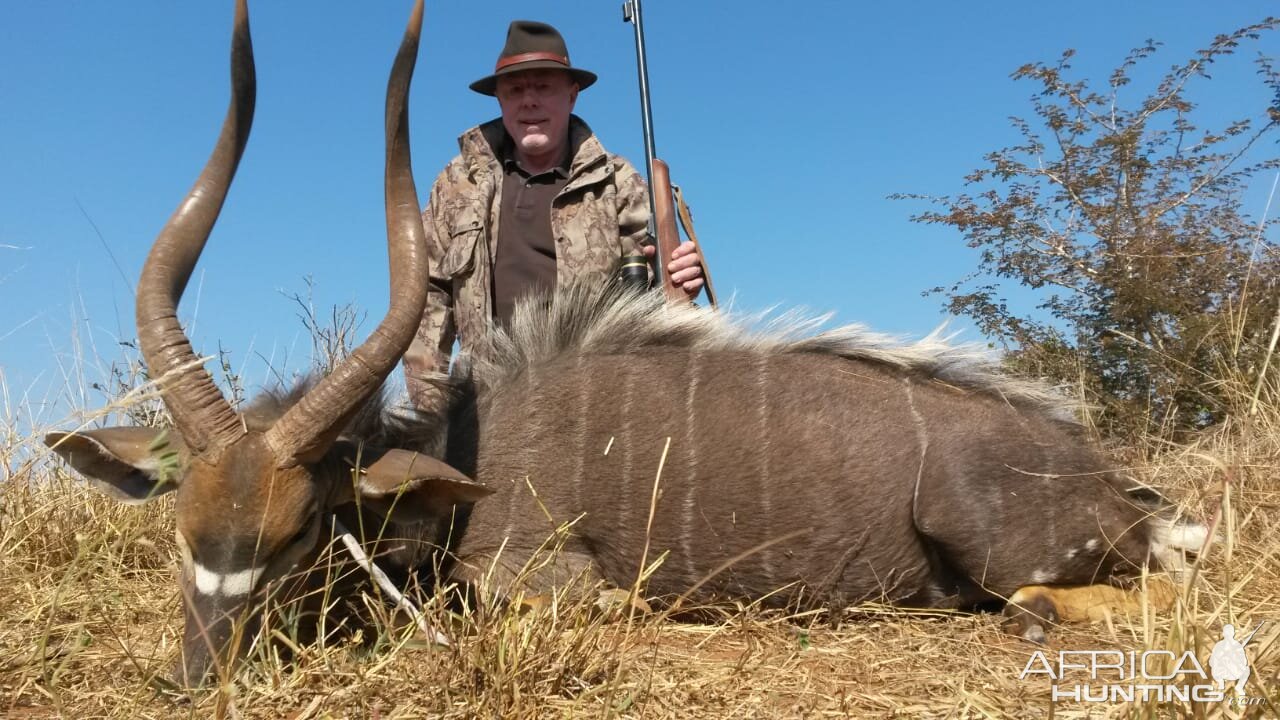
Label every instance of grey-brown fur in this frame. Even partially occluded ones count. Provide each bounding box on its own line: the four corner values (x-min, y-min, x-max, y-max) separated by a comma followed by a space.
249, 281, 1192, 612
398, 282, 1193, 610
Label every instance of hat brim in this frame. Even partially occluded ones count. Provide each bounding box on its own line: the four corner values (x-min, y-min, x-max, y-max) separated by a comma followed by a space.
470, 62, 597, 96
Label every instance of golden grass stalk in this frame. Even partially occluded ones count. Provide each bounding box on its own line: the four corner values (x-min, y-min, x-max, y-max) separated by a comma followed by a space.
4, 312, 1278, 718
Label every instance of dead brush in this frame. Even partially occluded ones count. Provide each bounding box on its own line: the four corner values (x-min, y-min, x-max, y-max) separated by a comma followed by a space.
1110, 409, 1280, 719
6, 306, 1279, 717
5, 396, 1280, 717
1, 452, 180, 713
5, 330, 1278, 717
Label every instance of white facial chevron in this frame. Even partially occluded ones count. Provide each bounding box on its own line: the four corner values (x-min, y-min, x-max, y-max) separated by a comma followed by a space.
192, 562, 265, 598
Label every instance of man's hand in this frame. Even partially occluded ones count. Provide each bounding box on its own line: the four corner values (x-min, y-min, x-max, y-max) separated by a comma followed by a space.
642, 241, 704, 298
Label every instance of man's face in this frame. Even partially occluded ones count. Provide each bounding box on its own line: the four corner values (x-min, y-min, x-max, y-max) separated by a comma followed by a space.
495, 69, 578, 166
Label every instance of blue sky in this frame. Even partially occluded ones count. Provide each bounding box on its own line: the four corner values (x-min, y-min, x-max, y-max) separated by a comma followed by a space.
1, 1, 1276, 418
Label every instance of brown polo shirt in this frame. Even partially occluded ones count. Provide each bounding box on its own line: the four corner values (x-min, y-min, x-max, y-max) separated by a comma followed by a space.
492, 139, 570, 328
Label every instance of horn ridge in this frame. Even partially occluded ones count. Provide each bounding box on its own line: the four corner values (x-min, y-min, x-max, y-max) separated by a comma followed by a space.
265, 0, 429, 466
135, 0, 255, 455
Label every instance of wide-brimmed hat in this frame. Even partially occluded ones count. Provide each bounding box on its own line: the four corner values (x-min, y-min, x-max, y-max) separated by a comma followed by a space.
470, 20, 597, 96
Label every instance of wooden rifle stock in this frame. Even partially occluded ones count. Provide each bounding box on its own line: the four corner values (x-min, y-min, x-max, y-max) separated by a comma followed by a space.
650, 159, 687, 303
623, 0, 716, 307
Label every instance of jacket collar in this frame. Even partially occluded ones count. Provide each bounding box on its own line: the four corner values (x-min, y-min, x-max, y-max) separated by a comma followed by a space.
458, 115, 609, 185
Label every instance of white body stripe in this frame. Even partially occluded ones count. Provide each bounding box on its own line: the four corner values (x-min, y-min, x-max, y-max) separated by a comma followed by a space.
192, 562, 265, 597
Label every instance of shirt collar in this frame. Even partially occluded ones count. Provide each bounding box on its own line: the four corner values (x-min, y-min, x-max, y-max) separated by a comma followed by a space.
500, 134, 571, 179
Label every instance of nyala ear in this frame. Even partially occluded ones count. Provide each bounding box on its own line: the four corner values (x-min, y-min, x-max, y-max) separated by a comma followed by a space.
44, 427, 188, 504
348, 448, 491, 522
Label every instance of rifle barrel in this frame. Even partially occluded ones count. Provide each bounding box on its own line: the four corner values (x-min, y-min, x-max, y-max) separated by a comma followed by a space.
623, 0, 659, 237
1241, 621, 1265, 647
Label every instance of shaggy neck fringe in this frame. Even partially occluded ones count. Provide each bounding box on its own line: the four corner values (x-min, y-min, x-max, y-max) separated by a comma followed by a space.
458, 280, 1082, 422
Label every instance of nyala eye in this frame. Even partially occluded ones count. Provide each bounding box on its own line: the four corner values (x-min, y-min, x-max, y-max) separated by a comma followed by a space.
289, 517, 315, 547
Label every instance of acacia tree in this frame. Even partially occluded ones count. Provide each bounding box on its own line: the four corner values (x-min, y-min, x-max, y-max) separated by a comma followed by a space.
901, 19, 1280, 439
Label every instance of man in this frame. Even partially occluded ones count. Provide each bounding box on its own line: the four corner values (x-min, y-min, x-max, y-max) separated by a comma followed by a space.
404, 20, 703, 412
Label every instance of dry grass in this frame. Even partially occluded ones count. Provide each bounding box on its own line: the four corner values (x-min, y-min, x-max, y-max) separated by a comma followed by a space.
2, 370, 1279, 719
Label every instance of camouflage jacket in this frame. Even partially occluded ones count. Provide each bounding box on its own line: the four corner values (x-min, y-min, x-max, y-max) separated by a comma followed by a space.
403, 115, 650, 411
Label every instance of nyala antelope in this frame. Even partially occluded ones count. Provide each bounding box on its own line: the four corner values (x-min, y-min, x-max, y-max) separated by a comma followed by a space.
47, 0, 1205, 689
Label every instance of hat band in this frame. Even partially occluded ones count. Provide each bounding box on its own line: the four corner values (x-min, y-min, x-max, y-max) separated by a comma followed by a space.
495, 51, 569, 72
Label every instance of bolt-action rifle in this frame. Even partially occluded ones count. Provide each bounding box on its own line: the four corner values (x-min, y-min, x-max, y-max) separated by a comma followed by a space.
621, 0, 717, 307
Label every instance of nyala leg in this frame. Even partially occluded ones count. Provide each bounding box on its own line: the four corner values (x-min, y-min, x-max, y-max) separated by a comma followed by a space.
1003, 577, 1178, 643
